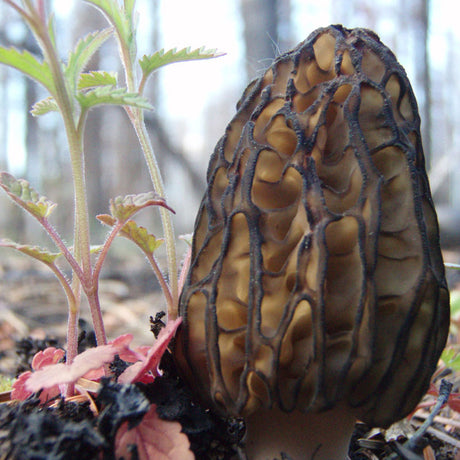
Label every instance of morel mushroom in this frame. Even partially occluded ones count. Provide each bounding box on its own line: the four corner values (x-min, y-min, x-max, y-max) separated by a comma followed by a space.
175, 25, 450, 459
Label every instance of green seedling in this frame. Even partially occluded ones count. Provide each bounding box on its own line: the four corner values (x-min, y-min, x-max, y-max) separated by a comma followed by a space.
0, 0, 221, 382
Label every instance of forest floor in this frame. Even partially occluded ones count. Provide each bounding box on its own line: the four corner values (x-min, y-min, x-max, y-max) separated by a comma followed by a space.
0, 253, 165, 377
0, 252, 459, 459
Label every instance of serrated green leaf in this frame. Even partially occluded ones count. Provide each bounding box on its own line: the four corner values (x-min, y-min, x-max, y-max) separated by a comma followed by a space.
109, 191, 173, 222
0, 172, 57, 219
120, 221, 163, 253
0, 47, 55, 94
76, 86, 153, 110
0, 238, 61, 264
65, 28, 113, 92
139, 46, 224, 80
31, 96, 59, 116
85, 0, 134, 56
96, 215, 163, 254
78, 71, 117, 90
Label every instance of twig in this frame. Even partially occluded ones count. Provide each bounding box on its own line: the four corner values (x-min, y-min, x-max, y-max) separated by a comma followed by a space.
413, 411, 460, 430
424, 426, 460, 449
406, 379, 453, 451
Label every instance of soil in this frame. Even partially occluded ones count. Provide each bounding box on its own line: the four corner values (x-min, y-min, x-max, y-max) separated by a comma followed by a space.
0, 255, 459, 460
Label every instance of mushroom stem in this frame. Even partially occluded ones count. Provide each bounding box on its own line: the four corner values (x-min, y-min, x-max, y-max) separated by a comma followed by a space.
245, 404, 357, 460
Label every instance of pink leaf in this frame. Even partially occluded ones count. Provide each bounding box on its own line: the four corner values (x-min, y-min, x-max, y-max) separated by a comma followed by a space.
12, 347, 65, 402
11, 371, 32, 400
113, 335, 146, 363
12, 370, 62, 402
115, 404, 193, 460
25, 335, 134, 393
118, 318, 181, 384
11, 371, 37, 401
31, 347, 65, 369
13, 318, 182, 401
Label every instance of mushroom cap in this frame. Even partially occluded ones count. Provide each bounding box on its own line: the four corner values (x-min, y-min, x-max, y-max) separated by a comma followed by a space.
174, 25, 450, 428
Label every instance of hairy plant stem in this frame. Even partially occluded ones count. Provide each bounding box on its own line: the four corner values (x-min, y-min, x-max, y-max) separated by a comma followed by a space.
40, 219, 85, 281
47, 262, 78, 394
27, 5, 107, 352
145, 252, 173, 313
39, 220, 79, 391
116, 23, 178, 318
130, 113, 178, 317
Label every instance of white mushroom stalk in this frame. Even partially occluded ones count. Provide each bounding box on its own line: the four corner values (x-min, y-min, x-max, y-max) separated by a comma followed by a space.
245, 405, 357, 459
175, 25, 450, 460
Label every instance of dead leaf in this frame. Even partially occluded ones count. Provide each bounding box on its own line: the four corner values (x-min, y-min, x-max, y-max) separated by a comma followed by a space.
423, 445, 436, 460
115, 404, 194, 460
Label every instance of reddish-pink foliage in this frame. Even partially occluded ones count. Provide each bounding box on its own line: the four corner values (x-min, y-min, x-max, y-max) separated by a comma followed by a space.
11, 318, 182, 401
23, 334, 134, 395
11, 347, 65, 402
115, 404, 194, 460
11, 320, 191, 459
32, 347, 65, 369
118, 318, 181, 384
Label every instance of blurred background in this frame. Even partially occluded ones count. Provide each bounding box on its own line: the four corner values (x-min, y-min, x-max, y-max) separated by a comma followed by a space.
0, 0, 459, 248
0, 0, 459, 369
0, 0, 459, 302
0, 4, 459, 444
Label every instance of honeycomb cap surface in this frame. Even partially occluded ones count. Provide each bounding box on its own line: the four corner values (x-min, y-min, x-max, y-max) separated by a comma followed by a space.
175, 25, 450, 428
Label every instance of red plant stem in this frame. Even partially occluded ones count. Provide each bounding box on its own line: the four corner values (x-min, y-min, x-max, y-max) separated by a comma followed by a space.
65, 307, 78, 397
92, 221, 126, 284
46, 263, 80, 365
40, 218, 86, 284
85, 287, 107, 346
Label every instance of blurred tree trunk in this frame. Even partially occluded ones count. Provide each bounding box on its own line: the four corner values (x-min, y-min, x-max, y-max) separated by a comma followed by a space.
144, 0, 165, 176
23, 72, 39, 243
276, 0, 293, 54
24, 72, 40, 185
411, 0, 431, 169
240, 0, 292, 80
421, 0, 432, 169
145, 0, 207, 219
